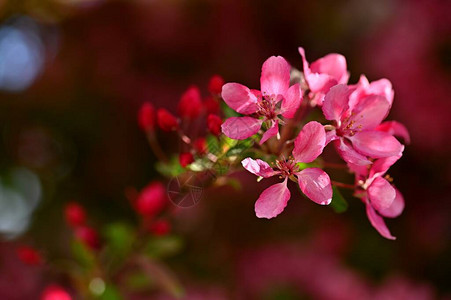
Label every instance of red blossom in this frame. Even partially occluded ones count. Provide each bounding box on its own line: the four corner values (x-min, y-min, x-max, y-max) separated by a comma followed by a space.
137, 102, 155, 131
207, 114, 223, 136
74, 226, 101, 250
40, 284, 72, 300
178, 85, 202, 119
193, 137, 207, 154
149, 219, 171, 236
135, 182, 167, 217
16, 246, 42, 266
203, 96, 220, 115
208, 75, 224, 95
157, 108, 178, 131
179, 152, 194, 167
64, 202, 86, 228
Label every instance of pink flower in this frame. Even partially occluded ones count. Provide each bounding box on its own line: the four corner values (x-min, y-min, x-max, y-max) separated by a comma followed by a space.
354, 155, 405, 240
323, 84, 405, 166
221, 56, 302, 144
298, 47, 349, 105
178, 86, 203, 119
241, 121, 332, 219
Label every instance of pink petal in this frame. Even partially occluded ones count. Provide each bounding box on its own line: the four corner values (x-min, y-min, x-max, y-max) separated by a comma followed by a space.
241, 157, 279, 178
366, 202, 396, 240
349, 131, 404, 158
368, 78, 394, 105
369, 155, 401, 181
298, 47, 337, 93
281, 83, 302, 118
298, 47, 311, 77
376, 121, 411, 144
348, 95, 390, 131
221, 83, 259, 114
310, 53, 349, 84
293, 121, 326, 163
297, 168, 332, 205
378, 188, 405, 218
260, 120, 279, 145
255, 178, 291, 219
335, 139, 372, 166
367, 177, 396, 211
326, 130, 339, 145
260, 56, 290, 96
221, 117, 262, 140
322, 84, 352, 123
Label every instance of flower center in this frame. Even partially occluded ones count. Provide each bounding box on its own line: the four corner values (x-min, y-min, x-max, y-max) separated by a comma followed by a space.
275, 158, 297, 177
337, 114, 363, 137
257, 95, 278, 120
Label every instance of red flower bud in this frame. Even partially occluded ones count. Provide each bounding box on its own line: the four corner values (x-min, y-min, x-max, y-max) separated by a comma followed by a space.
16, 246, 42, 265
64, 202, 86, 228
157, 108, 178, 131
208, 75, 224, 95
193, 137, 207, 154
138, 102, 155, 131
40, 285, 72, 300
149, 219, 171, 236
74, 226, 100, 250
207, 114, 223, 136
135, 182, 167, 217
178, 86, 202, 119
179, 152, 194, 168
203, 96, 220, 115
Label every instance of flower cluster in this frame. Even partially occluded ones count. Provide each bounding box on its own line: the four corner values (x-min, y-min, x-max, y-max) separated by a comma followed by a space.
141, 47, 409, 240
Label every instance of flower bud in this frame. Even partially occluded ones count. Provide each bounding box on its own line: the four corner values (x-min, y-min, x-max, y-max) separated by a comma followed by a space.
178, 86, 202, 119
74, 226, 100, 250
207, 114, 223, 136
135, 182, 167, 217
157, 109, 178, 131
138, 102, 155, 131
40, 285, 72, 300
179, 152, 194, 167
149, 219, 171, 236
193, 137, 207, 154
64, 202, 86, 228
208, 75, 224, 95
16, 246, 42, 265
203, 96, 220, 115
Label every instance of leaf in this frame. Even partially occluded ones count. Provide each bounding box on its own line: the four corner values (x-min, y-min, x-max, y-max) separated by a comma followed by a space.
156, 156, 185, 177
145, 235, 183, 259
206, 135, 221, 155
221, 101, 240, 118
103, 223, 134, 257
330, 186, 348, 213
71, 240, 95, 270
99, 284, 122, 300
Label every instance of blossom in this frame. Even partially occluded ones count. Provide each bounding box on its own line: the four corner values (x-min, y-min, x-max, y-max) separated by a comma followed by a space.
298, 47, 349, 105
64, 202, 86, 228
179, 152, 194, 167
178, 86, 203, 119
157, 108, 178, 131
16, 246, 42, 265
135, 182, 167, 217
323, 84, 405, 166
354, 155, 405, 239
241, 121, 332, 218
193, 137, 207, 154
207, 114, 223, 136
137, 102, 155, 131
74, 226, 100, 250
149, 219, 171, 236
221, 56, 302, 144
208, 75, 224, 95
40, 285, 72, 300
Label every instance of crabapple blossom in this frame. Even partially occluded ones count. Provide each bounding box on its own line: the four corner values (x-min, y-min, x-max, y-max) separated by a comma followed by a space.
208, 75, 224, 95
135, 182, 167, 217
221, 56, 302, 144
64, 202, 86, 228
323, 84, 404, 165
242, 121, 332, 218
207, 114, 222, 136
16, 246, 42, 265
157, 108, 178, 131
298, 47, 349, 105
179, 152, 194, 167
138, 102, 155, 131
178, 86, 202, 119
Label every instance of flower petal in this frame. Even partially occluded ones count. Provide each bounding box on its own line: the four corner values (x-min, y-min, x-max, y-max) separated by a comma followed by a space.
281, 83, 302, 118
221, 83, 259, 114
366, 202, 396, 240
241, 157, 278, 178
368, 177, 396, 211
293, 121, 326, 163
322, 84, 352, 122
260, 56, 290, 96
310, 53, 349, 84
335, 139, 372, 166
376, 121, 410, 144
326, 130, 339, 145
299, 47, 336, 93
221, 117, 262, 140
255, 178, 291, 219
297, 168, 332, 205
378, 188, 405, 218
369, 155, 402, 181
348, 95, 391, 131
260, 120, 279, 145
349, 131, 404, 158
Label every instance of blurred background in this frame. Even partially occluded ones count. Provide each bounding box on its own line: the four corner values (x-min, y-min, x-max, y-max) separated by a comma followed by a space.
0, 0, 450, 299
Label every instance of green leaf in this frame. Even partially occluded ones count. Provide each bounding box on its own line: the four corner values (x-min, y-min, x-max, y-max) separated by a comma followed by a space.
206, 135, 221, 155
71, 240, 95, 270
103, 223, 135, 257
156, 156, 185, 177
221, 101, 240, 118
99, 284, 122, 300
330, 186, 348, 213
145, 235, 183, 259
